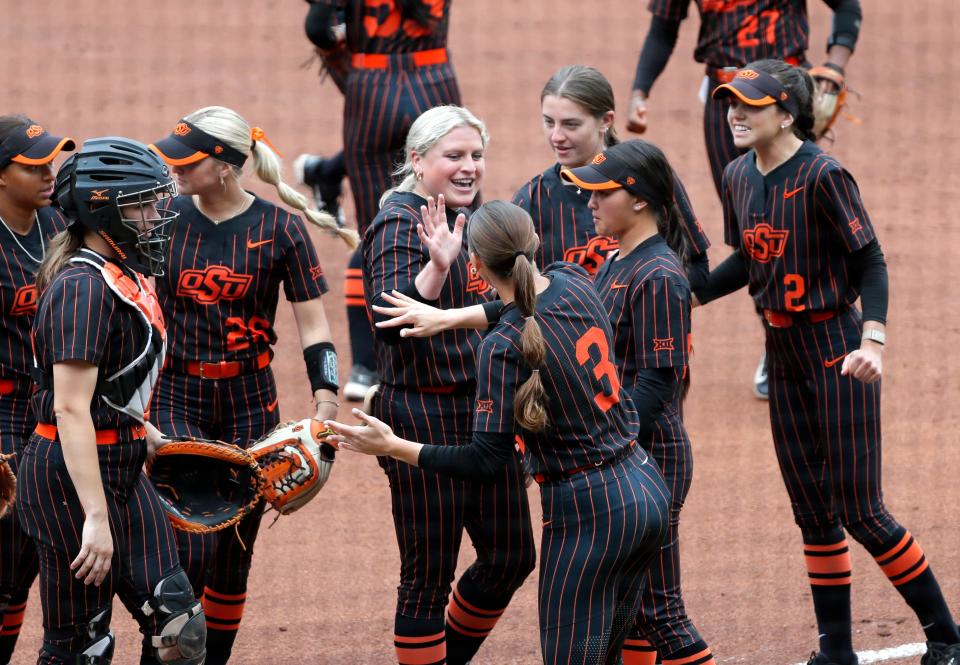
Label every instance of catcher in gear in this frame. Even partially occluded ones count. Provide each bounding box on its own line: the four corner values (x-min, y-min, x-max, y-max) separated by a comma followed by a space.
148, 419, 336, 534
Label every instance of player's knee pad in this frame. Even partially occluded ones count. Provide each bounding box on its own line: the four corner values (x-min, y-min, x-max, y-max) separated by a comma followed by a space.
78, 608, 116, 665
140, 569, 206, 665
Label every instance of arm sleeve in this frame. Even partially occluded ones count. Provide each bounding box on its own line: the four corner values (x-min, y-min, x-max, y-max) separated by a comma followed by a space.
686, 250, 710, 294
630, 366, 679, 440
693, 250, 750, 305
365, 208, 431, 345
847, 239, 888, 324
673, 169, 711, 254
417, 431, 515, 482
823, 0, 862, 52
282, 214, 328, 302
304, 3, 338, 49
633, 15, 683, 94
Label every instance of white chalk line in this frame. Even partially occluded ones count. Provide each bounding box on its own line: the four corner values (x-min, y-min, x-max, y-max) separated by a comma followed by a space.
789, 641, 927, 665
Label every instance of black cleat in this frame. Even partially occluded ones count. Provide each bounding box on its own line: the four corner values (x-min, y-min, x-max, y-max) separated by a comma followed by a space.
806, 652, 858, 665
753, 350, 769, 400
922, 642, 960, 665
293, 153, 346, 227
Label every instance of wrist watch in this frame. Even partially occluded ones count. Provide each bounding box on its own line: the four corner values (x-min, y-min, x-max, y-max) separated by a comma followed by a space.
862, 328, 886, 345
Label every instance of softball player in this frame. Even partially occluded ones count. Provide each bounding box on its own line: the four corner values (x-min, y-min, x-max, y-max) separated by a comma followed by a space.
0, 115, 73, 665
514, 65, 711, 292
697, 60, 960, 665
148, 106, 352, 665
359, 106, 535, 665
19, 137, 205, 665
329, 200, 671, 665
627, 0, 862, 398
297, 0, 463, 402
562, 140, 716, 665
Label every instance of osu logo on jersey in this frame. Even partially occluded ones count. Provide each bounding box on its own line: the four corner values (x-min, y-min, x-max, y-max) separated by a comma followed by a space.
465, 263, 491, 294
742, 223, 789, 263
176, 266, 253, 304
564, 235, 619, 275
10, 285, 38, 316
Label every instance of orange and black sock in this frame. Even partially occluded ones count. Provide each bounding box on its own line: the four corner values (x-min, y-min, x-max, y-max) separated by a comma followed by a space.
662, 641, 717, 665
804, 535, 854, 661
345, 250, 375, 371
202, 587, 246, 665
445, 577, 510, 665
0, 599, 27, 663
870, 529, 960, 645
622, 637, 657, 665
395, 614, 446, 665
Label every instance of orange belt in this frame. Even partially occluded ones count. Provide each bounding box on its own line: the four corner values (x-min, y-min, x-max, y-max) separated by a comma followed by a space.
710, 55, 802, 83
184, 350, 271, 380
534, 441, 637, 485
351, 47, 448, 70
34, 422, 147, 446
763, 309, 838, 329
0, 379, 15, 396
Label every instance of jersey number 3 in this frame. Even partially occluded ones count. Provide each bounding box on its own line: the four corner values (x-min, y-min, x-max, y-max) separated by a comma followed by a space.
575, 327, 621, 412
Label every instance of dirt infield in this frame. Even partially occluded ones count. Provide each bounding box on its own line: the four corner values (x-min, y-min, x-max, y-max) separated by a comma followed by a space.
3, 1, 958, 663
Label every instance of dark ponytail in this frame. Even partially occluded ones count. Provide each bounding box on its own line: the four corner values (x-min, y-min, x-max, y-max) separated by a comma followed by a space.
467, 201, 549, 431
747, 59, 817, 142
396, 0, 440, 30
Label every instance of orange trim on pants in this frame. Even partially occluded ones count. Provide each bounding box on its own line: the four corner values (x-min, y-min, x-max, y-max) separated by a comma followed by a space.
622, 638, 657, 665
0, 600, 26, 636
446, 589, 504, 637
875, 532, 929, 586
804, 540, 853, 586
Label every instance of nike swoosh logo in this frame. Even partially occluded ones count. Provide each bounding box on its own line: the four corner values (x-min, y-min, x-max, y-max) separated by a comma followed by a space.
247, 239, 273, 249
610, 281, 630, 290
824, 354, 846, 368
266, 399, 279, 412
783, 186, 804, 199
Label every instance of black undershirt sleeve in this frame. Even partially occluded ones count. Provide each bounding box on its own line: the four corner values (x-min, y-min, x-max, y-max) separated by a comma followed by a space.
417, 431, 515, 483
847, 239, 888, 324
633, 15, 683, 94
686, 250, 710, 295
822, 0, 862, 53
631, 367, 678, 440
304, 3, 337, 50
693, 250, 750, 305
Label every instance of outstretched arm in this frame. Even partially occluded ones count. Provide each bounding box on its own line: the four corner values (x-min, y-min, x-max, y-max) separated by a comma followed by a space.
627, 15, 683, 134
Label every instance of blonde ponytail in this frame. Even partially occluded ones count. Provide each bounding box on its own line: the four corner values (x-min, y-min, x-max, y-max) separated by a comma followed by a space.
35, 227, 84, 294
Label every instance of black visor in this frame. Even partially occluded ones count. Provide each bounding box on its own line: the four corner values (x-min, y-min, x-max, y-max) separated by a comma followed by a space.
149, 120, 247, 168
0, 124, 76, 170
712, 68, 800, 119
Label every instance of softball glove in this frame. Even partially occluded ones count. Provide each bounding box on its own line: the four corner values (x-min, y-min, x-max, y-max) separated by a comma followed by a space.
148, 439, 265, 534
0, 453, 15, 519
809, 65, 848, 140
248, 419, 337, 515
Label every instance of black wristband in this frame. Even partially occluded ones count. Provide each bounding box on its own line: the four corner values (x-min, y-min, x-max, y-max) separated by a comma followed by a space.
821, 62, 845, 76
304, 342, 339, 394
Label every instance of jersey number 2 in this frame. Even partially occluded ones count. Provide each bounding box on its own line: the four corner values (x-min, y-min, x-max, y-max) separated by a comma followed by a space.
737, 10, 780, 47
784, 273, 805, 312
575, 327, 621, 412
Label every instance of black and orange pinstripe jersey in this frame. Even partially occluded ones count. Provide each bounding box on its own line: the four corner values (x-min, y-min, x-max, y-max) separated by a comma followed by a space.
321, 0, 451, 54
650, 0, 811, 68
31, 255, 152, 429
513, 164, 710, 277
473, 262, 639, 479
593, 235, 690, 401
721, 140, 875, 312
0, 207, 68, 381
156, 196, 327, 364
364, 191, 490, 390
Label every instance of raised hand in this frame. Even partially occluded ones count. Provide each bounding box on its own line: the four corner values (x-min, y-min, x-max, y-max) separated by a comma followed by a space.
418, 194, 466, 272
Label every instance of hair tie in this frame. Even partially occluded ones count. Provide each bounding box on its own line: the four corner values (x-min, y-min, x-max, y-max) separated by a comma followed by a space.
249, 126, 283, 157
530, 369, 540, 374
524, 315, 534, 322
513, 250, 527, 260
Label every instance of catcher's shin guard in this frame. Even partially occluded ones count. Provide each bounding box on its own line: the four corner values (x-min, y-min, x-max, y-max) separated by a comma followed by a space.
76, 608, 115, 665
139, 569, 206, 665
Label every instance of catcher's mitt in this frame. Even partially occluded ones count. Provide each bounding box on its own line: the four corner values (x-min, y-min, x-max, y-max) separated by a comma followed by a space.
148, 440, 264, 534
248, 419, 336, 515
809, 65, 847, 140
0, 453, 15, 519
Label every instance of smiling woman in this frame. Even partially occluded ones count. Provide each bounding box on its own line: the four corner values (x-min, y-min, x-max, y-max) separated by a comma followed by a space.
0, 114, 74, 665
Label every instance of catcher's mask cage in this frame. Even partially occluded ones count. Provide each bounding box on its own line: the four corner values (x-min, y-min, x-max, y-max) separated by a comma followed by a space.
55, 137, 179, 277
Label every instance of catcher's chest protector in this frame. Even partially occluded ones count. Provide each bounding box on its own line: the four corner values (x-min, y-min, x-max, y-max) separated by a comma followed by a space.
71, 251, 167, 422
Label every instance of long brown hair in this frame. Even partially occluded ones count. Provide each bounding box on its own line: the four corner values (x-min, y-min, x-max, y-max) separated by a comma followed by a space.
467, 201, 548, 431
35, 225, 84, 294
